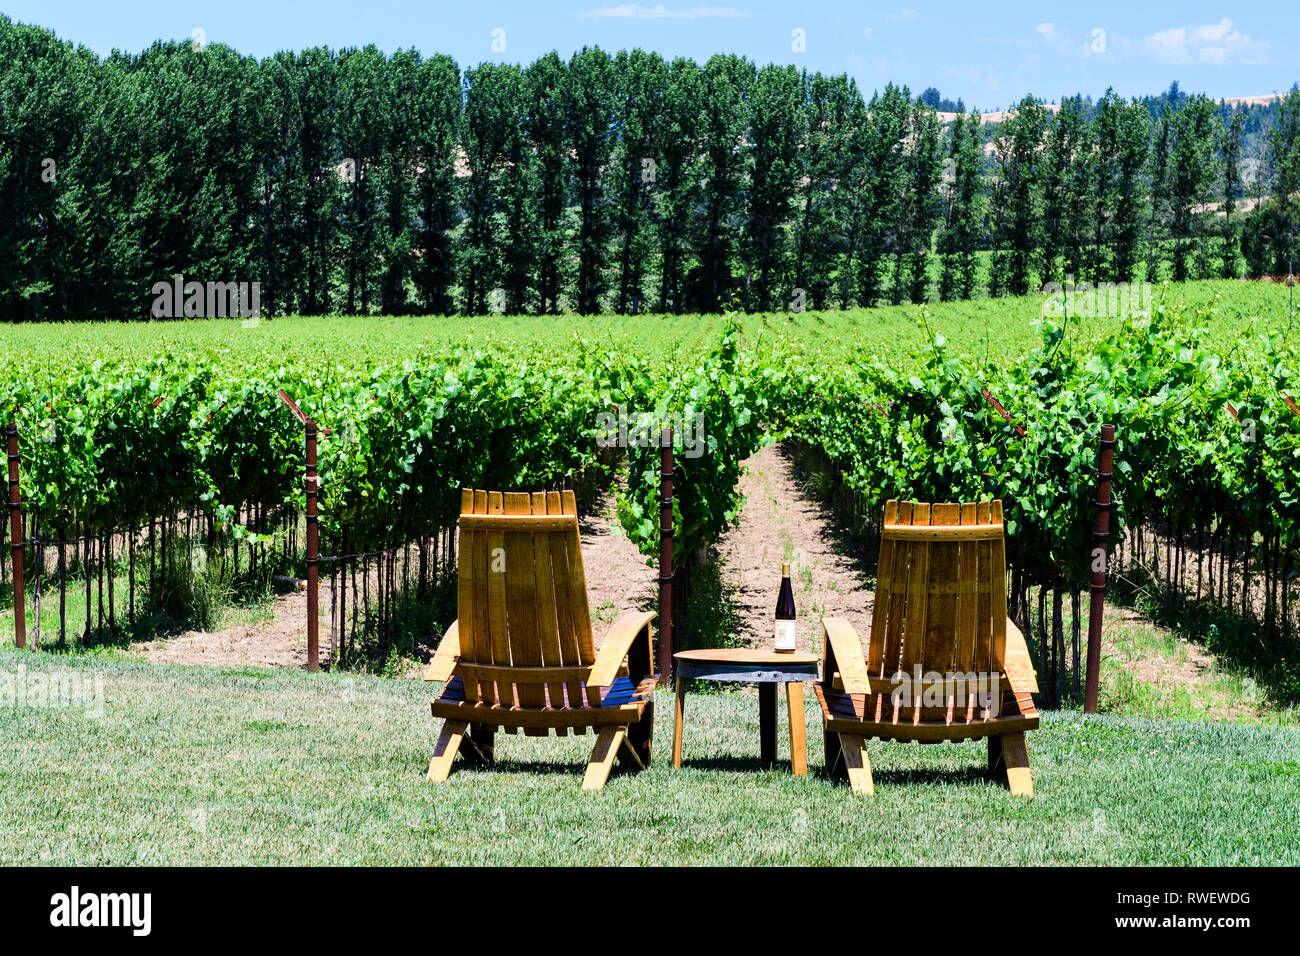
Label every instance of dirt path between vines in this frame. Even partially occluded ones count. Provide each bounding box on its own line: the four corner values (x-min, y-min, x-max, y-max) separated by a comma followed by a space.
713, 442, 875, 653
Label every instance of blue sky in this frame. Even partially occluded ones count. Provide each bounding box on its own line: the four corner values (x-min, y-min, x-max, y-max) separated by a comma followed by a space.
4, 1, 1297, 110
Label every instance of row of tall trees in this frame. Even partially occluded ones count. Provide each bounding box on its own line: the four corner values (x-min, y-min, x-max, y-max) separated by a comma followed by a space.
2, 15, 1298, 320
983, 86, 1300, 293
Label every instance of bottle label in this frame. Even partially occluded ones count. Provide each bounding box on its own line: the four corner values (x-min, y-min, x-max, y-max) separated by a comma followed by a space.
774, 619, 796, 652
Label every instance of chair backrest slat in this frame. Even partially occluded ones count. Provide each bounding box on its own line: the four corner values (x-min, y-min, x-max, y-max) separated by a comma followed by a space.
866, 500, 897, 676
545, 497, 579, 657
868, 499, 1007, 681
954, 502, 979, 673
989, 500, 1008, 673
898, 502, 931, 675
484, 492, 511, 704
560, 490, 597, 665
472, 489, 492, 700
456, 487, 594, 709
503, 492, 545, 710
923, 502, 961, 674
456, 489, 490, 702
531, 492, 567, 707
456, 488, 480, 703
884, 501, 912, 676
974, 499, 994, 676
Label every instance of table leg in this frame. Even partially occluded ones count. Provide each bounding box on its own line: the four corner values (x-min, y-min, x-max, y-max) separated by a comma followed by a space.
672, 676, 686, 768
759, 682, 777, 766
786, 682, 807, 776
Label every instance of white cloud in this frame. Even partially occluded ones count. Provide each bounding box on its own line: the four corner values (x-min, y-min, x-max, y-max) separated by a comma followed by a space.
1036, 22, 1061, 43
581, 4, 752, 18
1144, 18, 1267, 66
883, 8, 918, 22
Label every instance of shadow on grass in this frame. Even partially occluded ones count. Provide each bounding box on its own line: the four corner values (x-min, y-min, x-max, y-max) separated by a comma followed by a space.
674, 755, 796, 774
868, 765, 1001, 788
447, 759, 591, 777
434, 756, 652, 784
673, 757, 1003, 791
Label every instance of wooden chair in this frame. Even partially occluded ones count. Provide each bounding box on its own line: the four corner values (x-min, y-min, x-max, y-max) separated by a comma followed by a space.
816, 500, 1040, 796
424, 489, 657, 791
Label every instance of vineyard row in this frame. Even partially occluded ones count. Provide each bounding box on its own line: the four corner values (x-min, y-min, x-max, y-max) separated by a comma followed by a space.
4, 302, 1300, 700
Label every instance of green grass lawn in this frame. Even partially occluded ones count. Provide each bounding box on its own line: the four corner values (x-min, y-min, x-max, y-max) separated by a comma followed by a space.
2, 645, 1298, 865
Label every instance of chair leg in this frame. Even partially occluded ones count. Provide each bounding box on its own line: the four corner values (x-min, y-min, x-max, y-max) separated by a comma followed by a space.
621, 702, 653, 770
824, 729, 846, 779
672, 677, 686, 768
998, 732, 1034, 797
839, 733, 873, 795
463, 723, 494, 765
988, 733, 1004, 775
786, 682, 807, 776
427, 720, 468, 783
582, 726, 627, 791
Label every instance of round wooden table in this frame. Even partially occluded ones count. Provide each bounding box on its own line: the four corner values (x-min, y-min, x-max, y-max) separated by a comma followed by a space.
671, 648, 820, 775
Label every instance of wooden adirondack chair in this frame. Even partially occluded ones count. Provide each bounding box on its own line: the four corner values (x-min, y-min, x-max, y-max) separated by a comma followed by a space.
423, 489, 657, 791
816, 499, 1040, 796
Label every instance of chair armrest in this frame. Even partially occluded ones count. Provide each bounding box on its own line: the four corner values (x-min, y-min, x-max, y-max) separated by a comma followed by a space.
588, 611, 656, 689
423, 620, 461, 682
1002, 618, 1039, 696
822, 618, 870, 694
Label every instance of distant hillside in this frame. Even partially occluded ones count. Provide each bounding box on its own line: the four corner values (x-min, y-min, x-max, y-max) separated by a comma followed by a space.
925, 84, 1297, 181
930, 87, 1294, 126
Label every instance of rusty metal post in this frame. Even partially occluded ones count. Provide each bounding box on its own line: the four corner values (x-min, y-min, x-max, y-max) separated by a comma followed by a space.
1084, 423, 1116, 714
305, 419, 320, 672
7, 423, 25, 649
657, 427, 674, 685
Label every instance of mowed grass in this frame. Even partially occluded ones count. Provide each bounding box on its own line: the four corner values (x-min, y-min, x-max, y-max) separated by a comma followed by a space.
2, 646, 1298, 865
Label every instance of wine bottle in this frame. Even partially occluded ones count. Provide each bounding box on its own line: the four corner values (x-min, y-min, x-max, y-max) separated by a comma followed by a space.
774, 560, 796, 652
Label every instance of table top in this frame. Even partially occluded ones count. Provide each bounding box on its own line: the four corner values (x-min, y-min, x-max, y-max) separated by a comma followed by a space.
673, 647, 820, 683
674, 647, 819, 665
